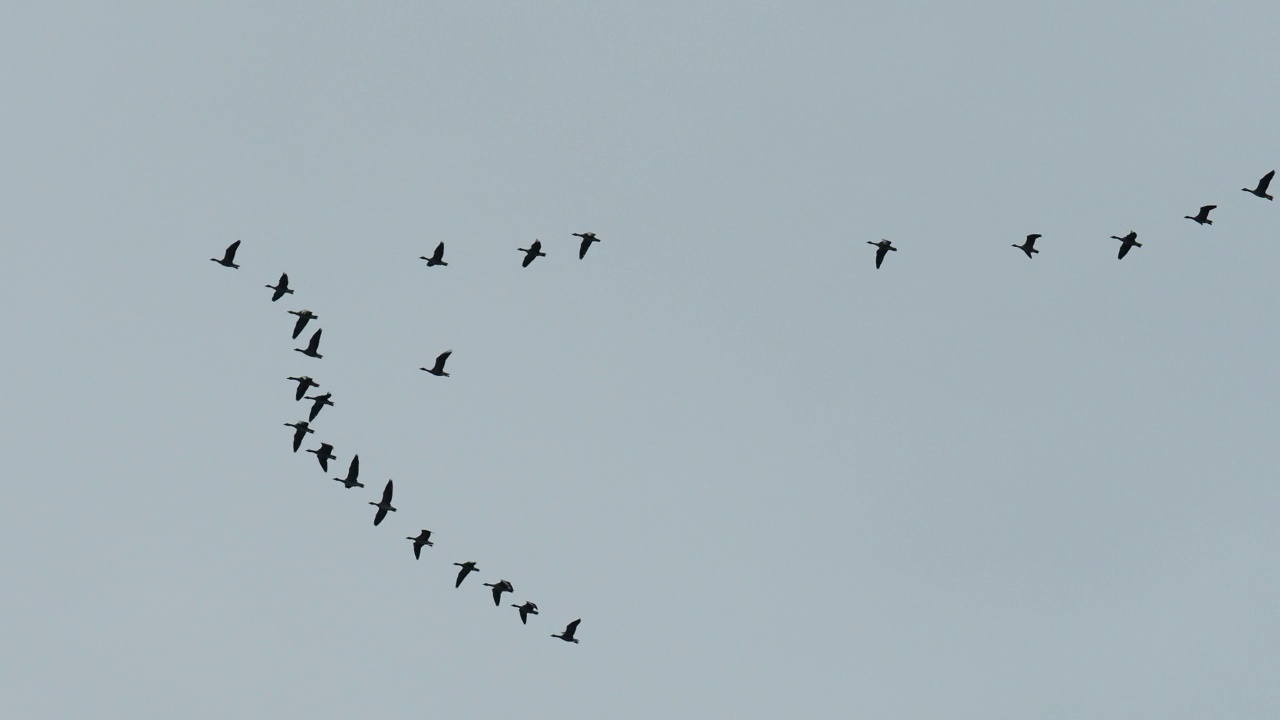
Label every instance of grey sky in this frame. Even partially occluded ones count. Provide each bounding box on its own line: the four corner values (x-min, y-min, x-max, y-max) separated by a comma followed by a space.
2, 2, 1278, 717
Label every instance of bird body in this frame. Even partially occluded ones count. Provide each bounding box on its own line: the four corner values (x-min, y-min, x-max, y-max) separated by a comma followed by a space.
295, 329, 323, 359
420, 242, 447, 267
1013, 234, 1041, 258
553, 619, 581, 644
518, 240, 546, 267
483, 580, 514, 606
867, 239, 897, 269
284, 421, 314, 452
1185, 205, 1216, 225
453, 561, 479, 588
211, 240, 241, 268
307, 443, 336, 472
288, 375, 318, 401
512, 601, 539, 624
370, 480, 396, 526
407, 530, 434, 559
1243, 170, 1274, 200
573, 232, 600, 259
1110, 231, 1142, 260
266, 273, 293, 301
288, 309, 318, 339
304, 392, 334, 422
334, 455, 362, 488
421, 350, 452, 377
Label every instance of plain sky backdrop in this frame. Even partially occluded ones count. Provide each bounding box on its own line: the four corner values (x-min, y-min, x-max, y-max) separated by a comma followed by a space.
2, 2, 1278, 718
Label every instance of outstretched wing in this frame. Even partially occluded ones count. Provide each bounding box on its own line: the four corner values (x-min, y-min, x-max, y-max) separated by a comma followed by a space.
433, 242, 445, 262
433, 350, 452, 373
381, 480, 394, 504
1118, 243, 1131, 260
1259, 170, 1275, 193
374, 507, 388, 526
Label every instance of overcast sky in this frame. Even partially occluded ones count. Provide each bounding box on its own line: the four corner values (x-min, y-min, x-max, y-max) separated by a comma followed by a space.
2, 2, 1279, 718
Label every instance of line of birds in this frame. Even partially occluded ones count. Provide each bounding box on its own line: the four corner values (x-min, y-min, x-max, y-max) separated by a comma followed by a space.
212, 239, 591, 645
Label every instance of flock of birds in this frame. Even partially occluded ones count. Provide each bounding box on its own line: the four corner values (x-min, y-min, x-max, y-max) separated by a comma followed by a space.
211, 234, 601, 645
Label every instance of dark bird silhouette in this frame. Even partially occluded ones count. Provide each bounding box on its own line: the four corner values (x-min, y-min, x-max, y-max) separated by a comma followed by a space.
453, 561, 479, 588
334, 455, 362, 489
1243, 170, 1274, 200
1013, 234, 1041, 258
483, 580, 514, 606
867, 239, 897, 269
288, 375, 319, 401
518, 240, 546, 267
211, 240, 241, 268
370, 480, 396, 526
552, 619, 581, 644
1185, 205, 1216, 225
283, 420, 314, 452
406, 530, 434, 559
512, 601, 539, 624
304, 392, 334, 422
573, 232, 600, 259
266, 273, 293, 302
295, 329, 323, 359
419, 242, 447, 267
307, 442, 336, 472
1110, 231, 1142, 260
288, 309, 318, 339
420, 350, 452, 377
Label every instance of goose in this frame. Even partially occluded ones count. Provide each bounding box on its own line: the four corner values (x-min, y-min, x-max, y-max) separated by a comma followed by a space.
419, 242, 447, 267
288, 309, 318, 339
1110, 231, 1142, 260
211, 240, 241, 268
1013, 234, 1041, 258
334, 455, 362, 489
287, 376, 318, 401
406, 530, 434, 559
266, 273, 293, 302
573, 232, 600, 259
295, 329, 323, 359
420, 350, 452, 377
867, 239, 897, 269
370, 480, 396, 526
483, 580, 514, 606
283, 420, 314, 452
307, 442, 336, 472
453, 561, 479, 588
1243, 170, 1274, 200
1185, 205, 1216, 225
303, 392, 334, 422
518, 240, 546, 267
552, 619, 581, 644
512, 601, 539, 624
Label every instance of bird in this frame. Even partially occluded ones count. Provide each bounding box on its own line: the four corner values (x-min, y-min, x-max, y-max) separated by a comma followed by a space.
370, 480, 396, 526
303, 392, 334, 422
288, 375, 319, 401
518, 240, 546, 267
1013, 234, 1041, 258
1110, 231, 1142, 260
573, 232, 600, 259
512, 601, 539, 625
453, 561, 479, 588
1243, 170, 1274, 200
295, 329, 323, 359
211, 240, 241, 268
266, 273, 293, 302
307, 442, 336, 472
406, 530, 434, 559
867, 239, 897, 269
552, 619, 581, 644
420, 350, 452, 377
419, 242, 447, 267
1185, 205, 1216, 225
483, 580, 514, 606
288, 309, 318, 339
334, 455, 362, 489
283, 420, 314, 452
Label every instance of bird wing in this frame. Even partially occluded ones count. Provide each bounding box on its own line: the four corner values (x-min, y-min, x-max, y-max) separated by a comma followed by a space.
1202, 205, 1216, 214
455, 566, 470, 587
1260, 170, 1275, 192
224, 240, 240, 261
875, 245, 887, 268
565, 619, 581, 638
522, 252, 534, 267
280, 272, 289, 286
292, 314, 309, 339
579, 238, 590, 259
519, 606, 529, 623
433, 350, 452, 372
433, 242, 445, 261
349, 455, 359, 480
1118, 243, 1131, 259
374, 507, 388, 526
381, 480, 394, 504
531, 240, 542, 252
308, 329, 322, 351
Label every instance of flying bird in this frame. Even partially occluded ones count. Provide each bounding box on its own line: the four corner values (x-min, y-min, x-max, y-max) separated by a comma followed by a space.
334, 455, 362, 489
453, 561, 479, 588
483, 580, 514, 606
303, 392, 334, 422
512, 601, 539, 624
266, 273, 293, 302
518, 240, 546, 267
1013, 234, 1041, 258
1185, 205, 1216, 225
420, 350, 452, 377
1243, 170, 1274, 200
552, 619, 581, 644
1110, 231, 1142, 260
867, 239, 897, 269
307, 442, 336, 472
295, 329, 323, 359
406, 530, 434, 559
573, 232, 600, 259
211, 240, 241, 268
288, 375, 319, 401
288, 309, 318, 339
420, 242, 447, 267
370, 480, 396, 526
283, 420, 314, 452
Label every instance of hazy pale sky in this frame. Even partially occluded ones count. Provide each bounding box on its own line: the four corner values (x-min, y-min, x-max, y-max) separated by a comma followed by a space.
2, 3, 1278, 718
